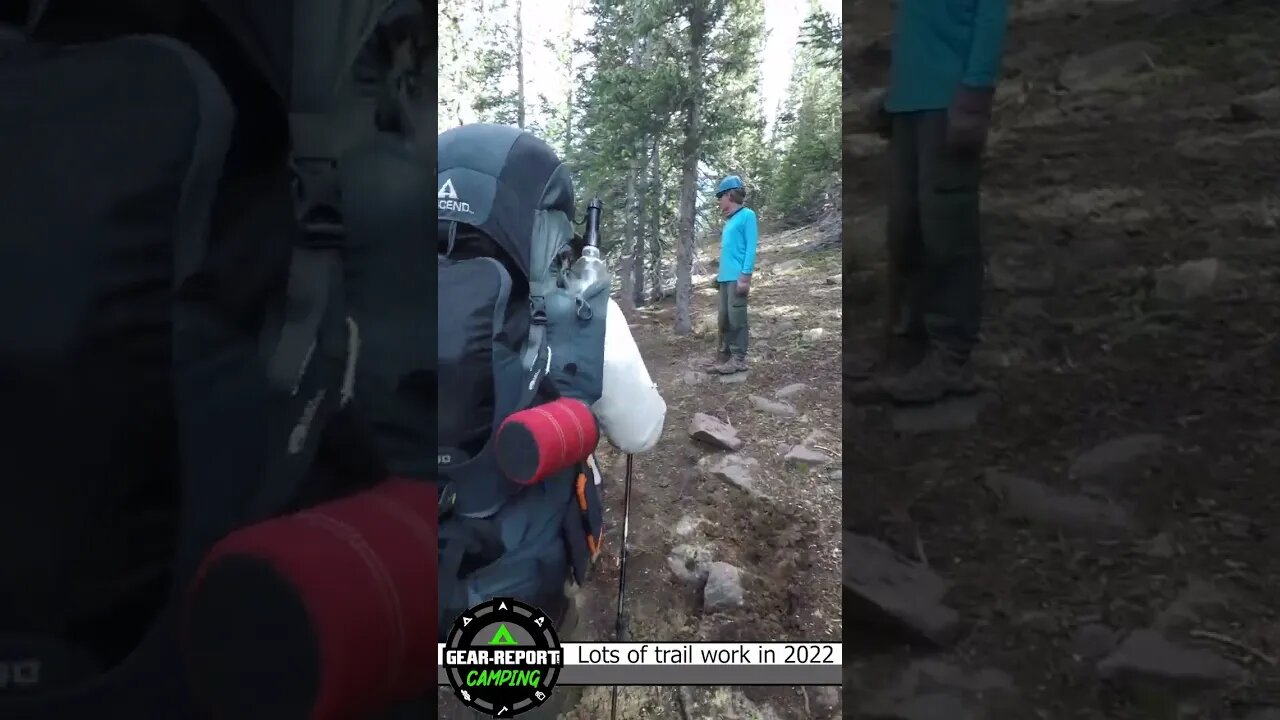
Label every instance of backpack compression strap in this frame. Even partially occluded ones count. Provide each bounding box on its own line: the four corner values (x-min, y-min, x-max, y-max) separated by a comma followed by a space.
252, 2, 393, 520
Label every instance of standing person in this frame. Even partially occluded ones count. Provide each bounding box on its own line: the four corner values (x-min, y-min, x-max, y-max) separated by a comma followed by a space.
875, 0, 1009, 403
708, 175, 759, 375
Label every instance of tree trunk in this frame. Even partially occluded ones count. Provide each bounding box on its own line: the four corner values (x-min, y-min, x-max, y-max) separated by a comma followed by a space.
621, 165, 639, 315
562, 0, 574, 151
647, 138, 661, 305
515, 0, 526, 128
633, 149, 649, 307
674, 2, 706, 336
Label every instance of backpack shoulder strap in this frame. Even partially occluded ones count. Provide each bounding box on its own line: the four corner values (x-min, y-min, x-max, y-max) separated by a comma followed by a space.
250, 4, 386, 521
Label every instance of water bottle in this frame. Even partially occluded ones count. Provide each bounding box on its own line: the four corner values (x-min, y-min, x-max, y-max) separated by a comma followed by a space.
566, 199, 610, 320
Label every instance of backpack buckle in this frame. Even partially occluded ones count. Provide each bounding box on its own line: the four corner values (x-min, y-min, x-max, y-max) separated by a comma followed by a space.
529, 296, 547, 325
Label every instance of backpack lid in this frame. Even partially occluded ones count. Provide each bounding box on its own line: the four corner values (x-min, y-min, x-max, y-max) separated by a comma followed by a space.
437, 124, 576, 282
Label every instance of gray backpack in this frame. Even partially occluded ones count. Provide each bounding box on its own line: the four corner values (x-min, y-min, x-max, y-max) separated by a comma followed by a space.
434, 124, 610, 635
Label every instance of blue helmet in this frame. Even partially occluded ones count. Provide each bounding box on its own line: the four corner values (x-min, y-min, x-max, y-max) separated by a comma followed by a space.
715, 175, 745, 197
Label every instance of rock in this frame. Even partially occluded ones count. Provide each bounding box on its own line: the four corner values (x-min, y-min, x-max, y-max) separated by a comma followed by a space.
668, 543, 714, 584
1071, 623, 1119, 660
1069, 433, 1165, 480
688, 413, 744, 451
1059, 41, 1158, 91
843, 532, 961, 646
749, 395, 798, 417
1155, 577, 1230, 632
862, 660, 1016, 720
1153, 258, 1239, 303
693, 314, 718, 336
700, 454, 760, 494
682, 370, 709, 385
773, 258, 805, 273
719, 371, 749, 385
831, 468, 843, 482
890, 393, 999, 434
984, 470, 1135, 538
775, 382, 810, 400
785, 445, 832, 468
1230, 87, 1280, 122
702, 562, 746, 611
810, 686, 841, 714
803, 428, 835, 446
674, 515, 702, 537
803, 327, 827, 342
1098, 629, 1243, 690
824, 273, 841, 285
1146, 532, 1176, 558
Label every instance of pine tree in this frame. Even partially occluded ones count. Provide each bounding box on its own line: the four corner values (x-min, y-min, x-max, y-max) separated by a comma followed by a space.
769, 3, 841, 224
438, 0, 837, 325
470, 0, 524, 126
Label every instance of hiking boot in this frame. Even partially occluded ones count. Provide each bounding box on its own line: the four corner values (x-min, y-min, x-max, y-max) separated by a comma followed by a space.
880, 349, 978, 404
712, 356, 748, 375
703, 351, 731, 371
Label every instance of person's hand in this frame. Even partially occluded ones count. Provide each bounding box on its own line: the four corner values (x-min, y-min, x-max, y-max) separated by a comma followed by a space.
946, 85, 995, 155
735, 274, 751, 297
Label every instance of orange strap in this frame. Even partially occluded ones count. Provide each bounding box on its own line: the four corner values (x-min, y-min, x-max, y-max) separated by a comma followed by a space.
575, 472, 603, 560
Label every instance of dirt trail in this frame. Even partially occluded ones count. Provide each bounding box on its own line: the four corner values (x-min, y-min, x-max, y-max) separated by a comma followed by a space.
563, 226, 844, 720
438, 227, 845, 720
844, 1, 1280, 718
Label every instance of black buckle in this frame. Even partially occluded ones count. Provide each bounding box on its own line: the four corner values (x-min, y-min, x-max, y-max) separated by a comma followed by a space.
530, 295, 548, 325
289, 156, 345, 246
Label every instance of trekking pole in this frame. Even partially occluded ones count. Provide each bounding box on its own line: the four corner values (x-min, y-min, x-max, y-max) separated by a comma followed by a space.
609, 453, 635, 720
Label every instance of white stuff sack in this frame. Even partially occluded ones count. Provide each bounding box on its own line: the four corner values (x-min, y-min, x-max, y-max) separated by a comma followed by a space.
591, 299, 666, 454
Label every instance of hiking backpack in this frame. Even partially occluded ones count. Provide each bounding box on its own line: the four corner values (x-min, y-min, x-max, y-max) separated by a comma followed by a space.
434, 124, 611, 636
0, 1, 431, 718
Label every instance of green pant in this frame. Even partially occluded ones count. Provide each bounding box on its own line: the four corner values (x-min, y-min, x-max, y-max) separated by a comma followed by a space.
886, 110, 984, 360
717, 281, 749, 359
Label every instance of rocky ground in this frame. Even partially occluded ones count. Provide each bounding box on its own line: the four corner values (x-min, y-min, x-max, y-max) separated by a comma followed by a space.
561, 227, 845, 720
439, 227, 845, 720
843, 1, 1280, 719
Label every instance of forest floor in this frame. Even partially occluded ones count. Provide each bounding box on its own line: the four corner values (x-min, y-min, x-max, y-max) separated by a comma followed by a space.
843, 1, 1280, 719
561, 225, 845, 720
437, 225, 845, 720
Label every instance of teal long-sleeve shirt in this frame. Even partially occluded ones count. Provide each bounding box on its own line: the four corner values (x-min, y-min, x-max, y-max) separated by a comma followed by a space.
717, 207, 758, 282
885, 0, 1010, 113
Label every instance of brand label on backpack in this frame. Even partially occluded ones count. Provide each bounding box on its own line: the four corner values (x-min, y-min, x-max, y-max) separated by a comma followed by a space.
0, 659, 40, 690
438, 178, 472, 215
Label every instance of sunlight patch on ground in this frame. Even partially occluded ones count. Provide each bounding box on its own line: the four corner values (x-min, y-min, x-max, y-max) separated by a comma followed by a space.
986, 186, 1149, 222
1210, 198, 1280, 230
1175, 128, 1280, 160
